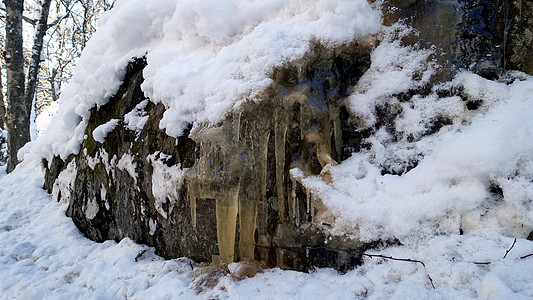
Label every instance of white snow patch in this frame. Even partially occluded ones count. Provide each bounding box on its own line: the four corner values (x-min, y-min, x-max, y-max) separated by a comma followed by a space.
124, 100, 149, 135
148, 219, 157, 236
85, 197, 99, 220
86, 152, 100, 170
51, 160, 77, 203
101, 184, 110, 210
92, 119, 120, 143
117, 153, 138, 185
349, 24, 436, 128
148, 152, 187, 219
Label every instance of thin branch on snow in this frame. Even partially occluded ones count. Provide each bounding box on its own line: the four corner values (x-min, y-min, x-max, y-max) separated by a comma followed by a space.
362, 253, 436, 289
520, 253, 533, 259
503, 238, 517, 259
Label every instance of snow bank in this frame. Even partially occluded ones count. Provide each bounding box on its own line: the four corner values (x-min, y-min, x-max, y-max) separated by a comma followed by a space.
32, 0, 381, 160
35, 102, 59, 136
295, 72, 533, 243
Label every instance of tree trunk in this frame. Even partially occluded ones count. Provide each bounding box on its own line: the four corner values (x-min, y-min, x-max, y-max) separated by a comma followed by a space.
25, 0, 53, 131
0, 71, 6, 130
4, 0, 26, 172
3, 0, 53, 172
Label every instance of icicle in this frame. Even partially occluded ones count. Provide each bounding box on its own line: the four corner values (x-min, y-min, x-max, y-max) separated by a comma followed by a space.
257, 129, 270, 239
216, 188, 239, 265
274, 108, 288, 221
233, 110, 242, 143
306, 188, 311, 214
331, 107, 342, 161
291, 178, 297, 225
299, 100, 310, 140
310, 193, 316, 222
188, 182, 198, 228
239, 187, 257, 261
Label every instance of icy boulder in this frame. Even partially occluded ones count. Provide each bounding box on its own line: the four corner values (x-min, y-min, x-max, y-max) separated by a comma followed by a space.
41, 0, 533, 272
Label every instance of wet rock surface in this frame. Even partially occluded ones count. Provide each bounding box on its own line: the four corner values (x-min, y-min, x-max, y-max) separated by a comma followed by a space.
44, 1, 532, 272
383, 0, 532, 80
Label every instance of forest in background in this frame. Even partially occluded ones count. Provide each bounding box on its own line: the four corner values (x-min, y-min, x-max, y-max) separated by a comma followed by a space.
0, 0, 114, 168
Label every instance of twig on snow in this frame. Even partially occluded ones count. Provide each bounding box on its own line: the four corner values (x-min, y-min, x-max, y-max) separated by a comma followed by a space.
363, 253, 435, 289
503, 238, 517, 259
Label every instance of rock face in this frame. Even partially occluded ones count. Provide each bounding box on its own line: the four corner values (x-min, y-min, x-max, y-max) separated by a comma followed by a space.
383, 0, 533, 79
45, 44, 375, 271
44, 1, 532, 272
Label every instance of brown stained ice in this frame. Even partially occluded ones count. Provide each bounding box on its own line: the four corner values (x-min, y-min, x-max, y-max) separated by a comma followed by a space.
181, 42, 370, 267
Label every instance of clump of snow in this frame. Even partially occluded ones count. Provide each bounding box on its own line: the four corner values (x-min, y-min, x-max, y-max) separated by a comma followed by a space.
101, 184, 110, 210
124, 100, 149, 136
148, 152, 187, 219
349, 24, 436, 128
32, 0, 381, 161
92, 119, 120, 143
9, 242, 37, 261
148, 218, 157, 236
85, 197, 99, 220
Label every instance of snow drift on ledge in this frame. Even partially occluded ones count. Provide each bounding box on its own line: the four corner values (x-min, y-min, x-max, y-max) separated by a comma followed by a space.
4, 0, 533, 298
30, 0, 381, 160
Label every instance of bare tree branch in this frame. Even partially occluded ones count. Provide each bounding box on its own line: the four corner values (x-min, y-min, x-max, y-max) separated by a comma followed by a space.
520, 253, 533, 259
0, 6, 37, 26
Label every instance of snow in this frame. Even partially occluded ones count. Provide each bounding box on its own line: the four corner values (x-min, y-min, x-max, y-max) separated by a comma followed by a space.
51, 160, 76, 203
148, 152, 187, 219
35, 102, 59, 136
92, 119, 120, 143
117, 152, 138, 185
349, 24, 436, 128
124, 99, 150, 136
